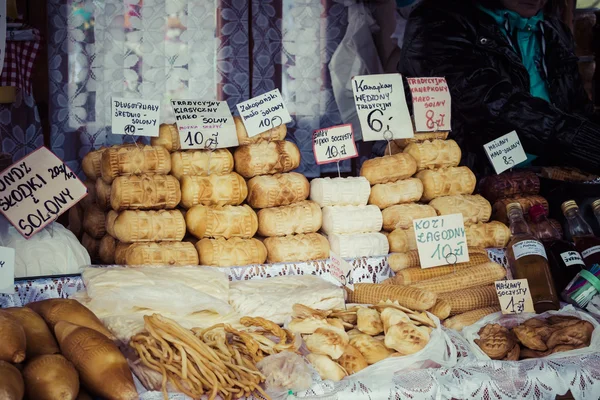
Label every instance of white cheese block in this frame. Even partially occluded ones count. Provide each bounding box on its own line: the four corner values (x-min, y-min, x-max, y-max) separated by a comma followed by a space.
310, 177, 371, 207
328, 232, 389, 258
321, 205, 383, 235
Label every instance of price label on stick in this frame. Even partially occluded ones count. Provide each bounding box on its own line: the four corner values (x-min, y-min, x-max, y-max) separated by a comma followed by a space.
406, 77, 451, 132
236, 89, 292, 138
329, 251, 355, 291
495, 279, 535, 314
484, 131, 528, 175
112, 97, 160, 137
172, 100, 238, 150
413, 214, 469, 268
352, 73, 414, 141
312, 124, 358, 165
0, 246, 15, 294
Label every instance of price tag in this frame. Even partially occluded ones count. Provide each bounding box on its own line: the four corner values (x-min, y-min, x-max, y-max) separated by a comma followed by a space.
484, 131, 528, 175
329, 251, 355, 291
172, 100, 238, 150
495, 279, 535, 314
312, 124, 358, 165
406, 77, 451, 132
236, 89, 292, 137
351, 73, 413, 142
0, 147, 87, 239
112, 97, 160, 137
0, 246, 14, 294
413, 214, 469, 268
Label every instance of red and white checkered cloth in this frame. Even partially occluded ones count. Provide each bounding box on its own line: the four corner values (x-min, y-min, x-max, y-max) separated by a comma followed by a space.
0, 27, 41, 94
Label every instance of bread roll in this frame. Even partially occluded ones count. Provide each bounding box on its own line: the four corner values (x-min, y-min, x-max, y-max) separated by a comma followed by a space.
234, 115, 287, 145
151, 123, 181, 152
382, 204, 437, 231
82, 204, 106, 239
359, 153, 417, 185
429, 195, 492, 225
368, 178, 423, 209
180, 173, 247, 208
68, 204, 84, 238
387, 227, 418, 252
95, 178, 112, 210
80, 181, 96, 210
81, 233, 99, 260
328, 232, 389, 258
105, 210, 118, 237
197, 238, 267, 267
234, 140, 300, 178
479, 171, 540, 203
492, 195, 549, 224
115, 242, 131, 265
246, 172, 310, 209
416, 167, 476, 201
305, 354, 346, 382
465, 221, 511, 248
112, 210, 186, 243
3, 307, 59, 358
257, 200, 322, 237
125, 242, 199, 265
264, 233, 330, 263
82, 148, 105, 181
98, 235, 116, 264
101, 145, 171, 183
0, 311, 26, 363
110, 174, 181, 211
23, 354, 79, 400
321, 205, 383, 235
403, 139, 461, 170
0, 361, 24, 400
186, 205, 258, 239
170, 149, 234, 179
310, 177, 371, 207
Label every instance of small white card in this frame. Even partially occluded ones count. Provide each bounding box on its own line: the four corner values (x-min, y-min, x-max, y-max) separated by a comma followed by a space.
351, 73, 414, 142
236, 89, 292, 137
0, 246, 15, 294
484, 131, 528, 174
329, 251, 355, 291
406, 77, 451, 132
112, 97, 160, 137
495, 279, 535, 314
413, 214, 469, 268
312, 124, 358, 165
172, 100, 238, 150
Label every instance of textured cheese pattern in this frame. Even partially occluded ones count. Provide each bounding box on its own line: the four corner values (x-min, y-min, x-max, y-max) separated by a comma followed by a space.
416, 167, 476, 202
257, 200, 322, 237
429, 195, 492, 226
186, 204, 258, 239
170, 149, 234, 179
196, 237, 267, 267
112, 210, 186, 243
95, 179, 112, 210
403, 139, 461, 171
309, 177, 371, 207
125, 242, 199, 265
82, 148, 105, 181
100, 145, 171, 183
368, 178, 423, 209
82, 204, 106, 239
465, 221, 511, 248
328, 232, 389, 258
387, 227, 418, 252
321, 205, 383, 235
246, 172, 310, 209
180, 173, 247, 208
233, 140, 300, 178
263, 233, 330, 263
151, 124, 181, 152
360, 153, 417, 185
110, 174, 181, 211
382, 203, 436, 231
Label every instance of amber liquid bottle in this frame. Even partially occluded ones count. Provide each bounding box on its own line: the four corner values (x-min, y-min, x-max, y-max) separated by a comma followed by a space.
561, 200, 600, 267
506, 203, 560, 313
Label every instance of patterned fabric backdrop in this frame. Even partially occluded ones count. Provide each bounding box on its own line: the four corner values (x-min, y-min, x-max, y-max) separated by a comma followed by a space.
0, 89, 44, 162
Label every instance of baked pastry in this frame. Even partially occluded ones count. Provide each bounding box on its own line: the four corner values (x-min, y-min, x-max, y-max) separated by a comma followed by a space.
257, 200, 322, 237
465, 221, 511, 248
321, 205, 383, 235
545, 320, 594, 349
0, 312, 26, 363
180, 173, 248, 208
429, 194, 492, 226
385, 322, 430, 355
503, 343, 521, 361
196, 237, 267, 267
246, 172, 310, 209
151, 123, 181, 152
368, 178, 423, 209
380, 307, 410, 333
95, 178, 112, 210
234, 140, 300, 178
2, 307, 59, 358
327, 232, 389, 258
475, 324, 514, 359
492, 195, 549, 224
382, 203, 437, 231
82, 148, 105, 181
82, 204, 106, 239
337, 345, 368, 374
480, 171, 540, 203
288, 317, 330, 335
349, 334, 393, 364
360, 153, 418, 185
110, 174, 181, 211
112, 210, 186, 243
416, 167, 477, 201
356, 308, 383, 335
234, 115, 287, 145
512, 325, 547, 351
387, 227, 418, 252
80, 181, 97, 210
403, 139, 461, 170
81, 233, 99, 260
305, 354, 347, 382
310, 177, 371, 207
170, 149, 234, 179
305, 327, 349, 359
125, 242, 199, 265
186, 204, 258, 239
263, 233, 330, 263
114, 242, 131, 265
23, 354, 79, 400
0, 361, 24, 400
100, 145, 171, 183
98, 235, 116, 264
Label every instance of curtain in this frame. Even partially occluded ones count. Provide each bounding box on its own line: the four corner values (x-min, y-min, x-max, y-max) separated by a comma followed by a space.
0, 90, 44, 162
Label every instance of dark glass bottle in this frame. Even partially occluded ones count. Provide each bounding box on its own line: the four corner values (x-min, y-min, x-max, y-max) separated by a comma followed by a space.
561, 200, 600, 266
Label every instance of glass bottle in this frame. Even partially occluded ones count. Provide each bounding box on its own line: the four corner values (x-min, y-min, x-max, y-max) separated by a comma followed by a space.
506, 203, 560, 313
561, 200, 600, 266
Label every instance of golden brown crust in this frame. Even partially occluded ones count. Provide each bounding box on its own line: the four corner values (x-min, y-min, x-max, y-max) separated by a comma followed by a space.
82, 204, 106, 239
246, 172, 310, 209
151, 124, 181, 152
110, 174, 181, 211
257, 200, 322, 237
112, 210, 186, 243
82, 148, 105, 181
263, 233, 330, 263
170, 149, 234, 179
368, 178, 423, 209
234, 140, 300, 178
125, 242, 199, 266
180, 173, 248, 208
416, 166, 477, 201
196, 237, 267, 267
95, 178, 112, 210
186, 205, 258, 239
100, 145, 171, 183
403, 139, 461, 171
360, 153, 418, 185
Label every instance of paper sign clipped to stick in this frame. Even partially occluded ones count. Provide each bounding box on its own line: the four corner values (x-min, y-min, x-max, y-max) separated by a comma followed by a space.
413, 213, 469, 268
406, 77, 451, 132
495, 279, 535, 314
484, 131, 528, 175
0, 246, 15, 294
0, 147, 87, 239
236, 89, 292, 138
312, 124, 358, 165
112, 97, 161, 137
351, 73, 414, 141
329, 251, 355, 291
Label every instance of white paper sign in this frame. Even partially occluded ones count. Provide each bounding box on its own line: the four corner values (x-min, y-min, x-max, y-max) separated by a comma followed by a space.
0, 246, 14, 294
236, 89, 292, 137
0, 0, 6, 78
351, 73, 414, 141
406, 77, 451, 132
0, 147, 87, 239
312, 124, 358, 165
171, 100, 238, 150
112, 97, 161, 137
413, 213, 469, 268
484, 131, 528, 174
329, 251, 355, 291
495, 279, 535, 314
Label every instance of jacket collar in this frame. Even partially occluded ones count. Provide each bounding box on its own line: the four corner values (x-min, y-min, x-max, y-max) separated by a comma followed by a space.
477, 6, 544, 33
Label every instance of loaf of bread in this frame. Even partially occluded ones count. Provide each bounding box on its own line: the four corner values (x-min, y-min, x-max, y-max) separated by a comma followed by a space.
98, 235, 116, 264
151, 124, 181, 152
80, 181, 96, 210
197, 237, 267, 267
81, 233, 99, 260
115, 242, 131, 264
479, 171, 540, 202
110, 174, 181, 211
404, 139, 461, 170
105, 210, 118, 237
95, 178, 112, 210
170, 149, 234, 179
82, 204, 106, 239
180, 173, 247, 208
429, 194, 492, 225
360, 153, 417, 185
82, 148, 105, 181
321, 205, 383, 235
112, 210, 186, 243
416, 166, 476, 201
263, 233, 330, 263
125, 242, 199, 265
246, 172, 310, 209
492, 195, 549, 224
234, 141, 300, 178
368, 178, 423, 209
100, 145, 171, 183
391, 132, 449, 150
310, 177, 371, 207
382, 203, 436, 231
328, 232, 389, 258
465, 221, 511, 248
186, 204, 258, 239
387, 228, 418, 252
234, 116, 287, 145
257, 200, 322, 237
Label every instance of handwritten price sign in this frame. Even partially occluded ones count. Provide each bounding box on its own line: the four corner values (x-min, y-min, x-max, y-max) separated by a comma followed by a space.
495, 279, 535, 314
172, 100, 238, 150
112, 98, 160, 137
406, 77, 451, 132
312, 124, 358, 165
329, 251, 355, 290
484, 131, 528, 174
413, 214, 469, 268
236, 89, 292, 137
0, 246, 15, 294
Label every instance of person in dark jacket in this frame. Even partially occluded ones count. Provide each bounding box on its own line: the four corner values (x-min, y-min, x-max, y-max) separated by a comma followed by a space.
399, 0, 600, 176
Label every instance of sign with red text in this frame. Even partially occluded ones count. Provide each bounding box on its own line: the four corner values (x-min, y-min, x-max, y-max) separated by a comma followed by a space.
0, 147, 87, 239
413, 213, 469, 268
112, 97, 160, 137
312, 124, 358, 165
172, 100, 238, 150
236, 89, 292, 137
329, 251, 355, 291
0, 246, 14, 294
406, 77, 451, 132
